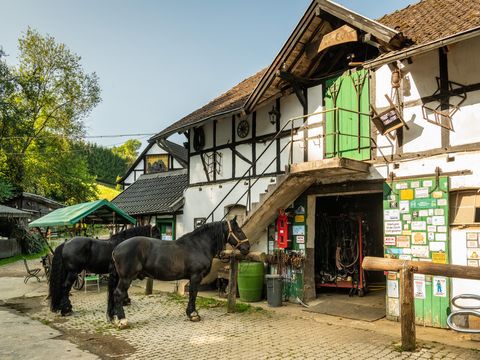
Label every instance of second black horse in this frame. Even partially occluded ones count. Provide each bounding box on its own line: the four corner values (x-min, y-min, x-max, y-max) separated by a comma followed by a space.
49, 225, 160, 315
107, 218, 249, 327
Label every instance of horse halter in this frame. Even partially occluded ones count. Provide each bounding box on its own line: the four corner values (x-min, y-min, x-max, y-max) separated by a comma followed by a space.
226, 220, 249, 250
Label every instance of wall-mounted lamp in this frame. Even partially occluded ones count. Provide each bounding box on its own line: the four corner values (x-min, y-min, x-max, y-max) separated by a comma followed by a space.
268, 106, 281, 125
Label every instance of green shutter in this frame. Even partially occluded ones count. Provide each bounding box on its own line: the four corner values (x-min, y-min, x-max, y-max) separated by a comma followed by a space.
324, 69, 370, 160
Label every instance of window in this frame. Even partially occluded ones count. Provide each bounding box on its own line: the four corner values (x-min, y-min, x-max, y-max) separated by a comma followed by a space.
450, 190, 480, 224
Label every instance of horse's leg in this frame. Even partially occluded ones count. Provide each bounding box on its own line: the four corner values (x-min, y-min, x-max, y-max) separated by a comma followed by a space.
186, 274, 202, 322
123, 289, 131, 306
113, 278, 132, 328
60, 271, 77, 316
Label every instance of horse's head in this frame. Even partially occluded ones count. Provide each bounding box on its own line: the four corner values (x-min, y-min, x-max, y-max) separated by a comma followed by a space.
151, 225, 161, 239
226, 216, 250, 255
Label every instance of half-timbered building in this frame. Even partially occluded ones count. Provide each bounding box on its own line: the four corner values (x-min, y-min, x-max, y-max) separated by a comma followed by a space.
151, 0, 480, 328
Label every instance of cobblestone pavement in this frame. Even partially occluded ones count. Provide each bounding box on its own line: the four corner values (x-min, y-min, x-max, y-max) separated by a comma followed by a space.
25, 286, 479, 360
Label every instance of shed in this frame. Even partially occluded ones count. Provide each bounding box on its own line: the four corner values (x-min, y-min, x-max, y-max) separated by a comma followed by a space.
28, 199, 136, 228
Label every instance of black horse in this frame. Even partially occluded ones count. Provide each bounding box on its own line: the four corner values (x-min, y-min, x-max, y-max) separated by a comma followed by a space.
49, 225, 160, 316
107, 218, 249, 327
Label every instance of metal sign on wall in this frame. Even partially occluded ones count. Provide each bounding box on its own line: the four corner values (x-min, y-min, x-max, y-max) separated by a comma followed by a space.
383, 176, 449, 328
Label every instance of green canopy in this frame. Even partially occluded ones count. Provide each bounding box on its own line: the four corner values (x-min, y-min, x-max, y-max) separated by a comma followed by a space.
28, 199, 135, 228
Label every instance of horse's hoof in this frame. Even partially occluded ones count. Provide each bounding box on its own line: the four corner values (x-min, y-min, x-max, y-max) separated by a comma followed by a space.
189, 311, 201, 322
116, 318, 129, 329
61, 310, 73, 317
123, 298, 131, 306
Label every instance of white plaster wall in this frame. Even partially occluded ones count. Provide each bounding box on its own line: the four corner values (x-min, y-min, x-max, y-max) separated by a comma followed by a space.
449, 91, 480, 146
401, 52, 439, 104
401, 105, 442, 152
150, 143, 166, 154
172, 158, 184, 169
256, 102, 277, 136
448, 36, 480, 85
124, 172, 135, 185
450, 229, 480, 309
202, 121, 214, 149
370, 150, 480, 190
235, 144, 252, 177
175, 214, 186, 238
307, 84, 324, 160
182, 177, 274, 233
279, 137, 291, 171
280, 93, 304, 164
189, 155, 208, 183
255, 142, 277, 174
216, 117, 232, 146
216, 148, 232, 180
134, 159, 145, 172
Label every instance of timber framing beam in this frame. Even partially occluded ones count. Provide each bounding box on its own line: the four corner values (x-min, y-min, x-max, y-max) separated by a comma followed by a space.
277, 71, 308, 108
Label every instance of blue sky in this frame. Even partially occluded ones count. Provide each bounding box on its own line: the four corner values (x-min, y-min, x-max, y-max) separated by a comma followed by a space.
0, 0, 416, 148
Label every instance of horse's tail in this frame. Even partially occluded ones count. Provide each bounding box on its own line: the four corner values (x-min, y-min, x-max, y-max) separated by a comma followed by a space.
107, 256, 119, 320
49, 242, 66, 312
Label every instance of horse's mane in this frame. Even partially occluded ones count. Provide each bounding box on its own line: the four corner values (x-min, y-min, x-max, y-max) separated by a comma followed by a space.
110, 225, 155, 245
189, 221, 224, 238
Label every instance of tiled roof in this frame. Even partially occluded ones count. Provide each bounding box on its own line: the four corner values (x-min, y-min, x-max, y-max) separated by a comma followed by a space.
378, 0, 480, 45
152, 68, 266, 139
112, 170, 188, 216
160, 139, 187, 166
0, 204, 30, 218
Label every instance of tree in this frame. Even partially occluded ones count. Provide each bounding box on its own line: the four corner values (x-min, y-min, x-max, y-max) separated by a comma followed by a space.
112, 139, 141, 166
0, 28, 101, 201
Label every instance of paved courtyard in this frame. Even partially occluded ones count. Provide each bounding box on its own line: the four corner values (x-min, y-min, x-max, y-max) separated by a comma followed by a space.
1, 260, 480, 359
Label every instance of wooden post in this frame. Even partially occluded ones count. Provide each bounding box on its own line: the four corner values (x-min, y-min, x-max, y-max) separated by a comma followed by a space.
227, 256, 238, 313
145, 278, 153, 295
399, 265, 415, 351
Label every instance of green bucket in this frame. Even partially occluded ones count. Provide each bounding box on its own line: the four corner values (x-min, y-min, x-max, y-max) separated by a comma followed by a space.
238, 261, 264, 302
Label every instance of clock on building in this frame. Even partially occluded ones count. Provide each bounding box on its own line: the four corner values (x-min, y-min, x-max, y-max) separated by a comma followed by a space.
237, 119, 249, 138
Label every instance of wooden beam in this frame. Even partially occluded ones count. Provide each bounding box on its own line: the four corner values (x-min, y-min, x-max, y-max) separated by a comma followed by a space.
362, 256, 480, 280
228, 145, 252, 165
220, 250, 270, 263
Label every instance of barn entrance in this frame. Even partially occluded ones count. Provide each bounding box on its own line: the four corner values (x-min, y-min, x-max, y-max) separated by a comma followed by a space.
307, 192, 385, 320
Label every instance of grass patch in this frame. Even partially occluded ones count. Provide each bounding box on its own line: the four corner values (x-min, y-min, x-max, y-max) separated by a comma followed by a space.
166, 293, 266, 314
0, 246, 50, 267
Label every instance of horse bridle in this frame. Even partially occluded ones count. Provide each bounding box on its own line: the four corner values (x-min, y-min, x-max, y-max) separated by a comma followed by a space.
226, 220, 249, 250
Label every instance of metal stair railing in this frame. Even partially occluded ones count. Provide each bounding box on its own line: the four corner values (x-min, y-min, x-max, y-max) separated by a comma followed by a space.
204, 107, 386, 224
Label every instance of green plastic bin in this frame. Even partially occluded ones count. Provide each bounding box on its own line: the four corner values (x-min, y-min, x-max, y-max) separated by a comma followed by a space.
237, 261, 264, 302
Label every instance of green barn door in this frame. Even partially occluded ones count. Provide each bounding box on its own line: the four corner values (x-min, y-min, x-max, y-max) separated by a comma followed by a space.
383, 177, 450, 328
324, 69, 370, 160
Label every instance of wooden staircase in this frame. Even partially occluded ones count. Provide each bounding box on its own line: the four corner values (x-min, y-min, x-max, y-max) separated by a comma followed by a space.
241, 158, 371, 241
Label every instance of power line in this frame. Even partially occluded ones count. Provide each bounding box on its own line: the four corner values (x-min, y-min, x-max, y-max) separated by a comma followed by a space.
0, 132, 156, 140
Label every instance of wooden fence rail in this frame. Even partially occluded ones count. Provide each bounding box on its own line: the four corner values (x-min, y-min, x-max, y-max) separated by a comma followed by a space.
362, 256, 480, 351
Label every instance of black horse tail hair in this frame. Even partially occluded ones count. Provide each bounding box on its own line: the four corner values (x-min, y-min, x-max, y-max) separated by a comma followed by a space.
49, 242, 66, 312
107, 257, 119, 320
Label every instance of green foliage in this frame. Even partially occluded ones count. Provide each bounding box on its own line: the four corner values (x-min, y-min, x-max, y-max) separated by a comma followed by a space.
96, 183, 120, 201
0, 28, 101, 203
75, 142, 128, 185
112, 139, 141, 166
0, 178, 14, 201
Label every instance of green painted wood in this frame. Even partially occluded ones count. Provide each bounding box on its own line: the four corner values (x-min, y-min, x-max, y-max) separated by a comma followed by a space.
324, 69, 370, 160
383, 177, 450, 328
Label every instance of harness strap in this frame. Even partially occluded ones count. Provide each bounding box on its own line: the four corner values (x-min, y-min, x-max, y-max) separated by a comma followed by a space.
227, 220, 249, 250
